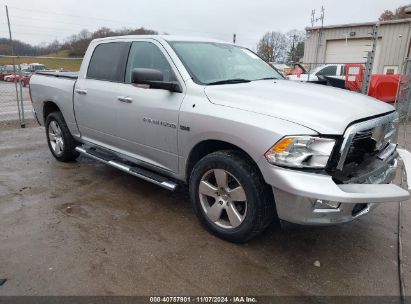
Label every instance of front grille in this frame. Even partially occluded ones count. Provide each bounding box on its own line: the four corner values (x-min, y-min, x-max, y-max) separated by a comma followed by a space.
336, 112, 399, 170
345, 128, 378, 165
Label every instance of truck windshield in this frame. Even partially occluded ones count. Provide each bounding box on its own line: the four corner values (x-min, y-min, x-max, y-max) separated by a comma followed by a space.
169, 41, 283, 85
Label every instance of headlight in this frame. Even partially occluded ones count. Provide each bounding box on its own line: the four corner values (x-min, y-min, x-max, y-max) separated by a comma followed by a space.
264, 136, 336, 169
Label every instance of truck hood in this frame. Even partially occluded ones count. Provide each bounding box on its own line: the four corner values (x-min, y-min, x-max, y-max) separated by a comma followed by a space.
204, 80, 394, 134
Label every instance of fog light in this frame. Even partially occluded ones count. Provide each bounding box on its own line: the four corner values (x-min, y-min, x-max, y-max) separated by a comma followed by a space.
313, 199, 340, 209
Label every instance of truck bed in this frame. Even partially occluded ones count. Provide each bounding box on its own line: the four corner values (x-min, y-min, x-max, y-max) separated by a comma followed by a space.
30, 72, 78, 130
36, 71, 78, 79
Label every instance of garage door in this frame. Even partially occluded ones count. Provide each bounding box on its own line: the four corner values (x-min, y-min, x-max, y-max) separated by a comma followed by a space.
325, 38, 381, 63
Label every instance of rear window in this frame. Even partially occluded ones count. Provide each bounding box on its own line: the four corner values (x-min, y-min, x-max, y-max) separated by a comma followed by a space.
87, 42, 131, 82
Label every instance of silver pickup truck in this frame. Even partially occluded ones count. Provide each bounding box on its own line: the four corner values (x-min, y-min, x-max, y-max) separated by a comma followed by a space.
30, 35, 409, 242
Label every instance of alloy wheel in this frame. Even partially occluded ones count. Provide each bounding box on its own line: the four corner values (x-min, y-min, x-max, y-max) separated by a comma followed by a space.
48, 120, 64, 156
199, 169, 247, 229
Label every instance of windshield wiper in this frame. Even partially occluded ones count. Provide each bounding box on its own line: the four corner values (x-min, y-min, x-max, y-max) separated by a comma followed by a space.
206, 78, 251, 85
254, 77, 279, 81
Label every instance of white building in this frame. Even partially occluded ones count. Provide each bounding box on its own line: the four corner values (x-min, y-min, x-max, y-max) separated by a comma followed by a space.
303, 19, 411, 74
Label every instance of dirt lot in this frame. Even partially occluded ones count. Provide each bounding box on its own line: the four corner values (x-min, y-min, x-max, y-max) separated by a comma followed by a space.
0, 125, 410, 298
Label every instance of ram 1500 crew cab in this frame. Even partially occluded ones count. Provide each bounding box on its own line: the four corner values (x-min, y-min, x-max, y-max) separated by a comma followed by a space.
30, 35, 409, 242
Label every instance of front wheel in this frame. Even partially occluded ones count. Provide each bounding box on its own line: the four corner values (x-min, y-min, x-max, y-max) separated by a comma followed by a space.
189, 150, 276, 243
45, 111, 79, 162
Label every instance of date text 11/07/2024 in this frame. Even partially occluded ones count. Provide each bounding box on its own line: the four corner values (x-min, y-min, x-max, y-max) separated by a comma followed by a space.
149, 296, 258, 303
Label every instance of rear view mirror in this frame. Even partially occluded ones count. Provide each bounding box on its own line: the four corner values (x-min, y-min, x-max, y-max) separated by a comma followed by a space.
131, 68, 182, 93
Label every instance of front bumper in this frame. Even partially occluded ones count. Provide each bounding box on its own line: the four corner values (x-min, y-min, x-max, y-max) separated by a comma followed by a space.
259, 154, 409, 225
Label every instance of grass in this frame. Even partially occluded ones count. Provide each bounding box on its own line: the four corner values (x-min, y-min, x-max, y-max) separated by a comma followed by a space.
0, 55, 82, 71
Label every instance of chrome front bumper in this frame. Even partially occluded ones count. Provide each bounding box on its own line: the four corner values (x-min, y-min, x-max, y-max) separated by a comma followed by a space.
259, 154, 409, 225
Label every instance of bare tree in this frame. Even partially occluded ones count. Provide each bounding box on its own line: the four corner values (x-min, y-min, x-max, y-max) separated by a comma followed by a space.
379, 5, 411, 21
256, 31, 287, 63
77, 29, 92, 40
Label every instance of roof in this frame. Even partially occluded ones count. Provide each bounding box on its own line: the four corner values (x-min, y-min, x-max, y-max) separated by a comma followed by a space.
91, 35, 232, 45
306, 18, 411, 31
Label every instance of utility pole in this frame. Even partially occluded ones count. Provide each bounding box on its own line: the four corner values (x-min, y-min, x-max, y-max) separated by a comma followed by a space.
361, 23, 379, 95
310, 6, 325, 80
289, 33, 296, 62
6, 5, 24, 128
233, 33, 236, 44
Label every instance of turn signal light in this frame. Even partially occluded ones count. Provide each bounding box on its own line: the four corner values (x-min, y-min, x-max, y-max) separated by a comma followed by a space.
270, 137, 293, 153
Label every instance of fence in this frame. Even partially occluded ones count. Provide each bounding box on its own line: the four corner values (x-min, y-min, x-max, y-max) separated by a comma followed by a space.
395, 58, 411, 123
0, 56, 82, 126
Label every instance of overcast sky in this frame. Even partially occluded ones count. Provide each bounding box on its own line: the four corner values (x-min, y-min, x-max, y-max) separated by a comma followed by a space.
0, 0, 408, 51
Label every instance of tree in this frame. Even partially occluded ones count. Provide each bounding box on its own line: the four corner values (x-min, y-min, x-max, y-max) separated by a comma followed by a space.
256, 31, 287, 63
92, 27, 114, 39
379, 5, 410, 21
62, 26, 159, 56
286, 30, 305, 62
0, 25, 159, 57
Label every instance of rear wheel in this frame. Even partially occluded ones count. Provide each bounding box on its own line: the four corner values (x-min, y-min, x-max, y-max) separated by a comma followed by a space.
189, 150, 276, 243
45, 111, 79, 162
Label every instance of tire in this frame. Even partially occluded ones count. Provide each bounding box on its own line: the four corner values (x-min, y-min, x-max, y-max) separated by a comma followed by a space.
189, 150, 276, 243
45, 111, 79, 162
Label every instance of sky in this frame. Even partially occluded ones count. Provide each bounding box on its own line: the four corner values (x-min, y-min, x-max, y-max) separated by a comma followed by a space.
0, 0, 409, 51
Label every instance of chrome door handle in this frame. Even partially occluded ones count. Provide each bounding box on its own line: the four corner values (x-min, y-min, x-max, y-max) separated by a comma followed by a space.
117, 96, 133, 103
75, 89, 87, 95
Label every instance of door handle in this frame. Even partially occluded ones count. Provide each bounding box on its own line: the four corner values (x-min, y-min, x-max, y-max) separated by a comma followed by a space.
75, 89, 87, 95
117, 96, 133, 103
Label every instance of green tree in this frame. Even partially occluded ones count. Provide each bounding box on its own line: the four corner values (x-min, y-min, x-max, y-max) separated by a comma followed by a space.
286, 30, 305, 63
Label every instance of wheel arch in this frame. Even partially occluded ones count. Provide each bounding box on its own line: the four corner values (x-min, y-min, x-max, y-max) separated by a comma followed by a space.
185, 139, 260, 182
43, 101, 61, 123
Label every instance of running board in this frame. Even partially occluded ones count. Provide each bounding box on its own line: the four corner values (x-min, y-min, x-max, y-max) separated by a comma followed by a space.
75, 146, 178, 191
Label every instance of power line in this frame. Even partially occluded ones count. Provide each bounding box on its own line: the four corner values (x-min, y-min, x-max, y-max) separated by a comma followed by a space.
6, 6, 258, 38
0, 22, 86, 34
7, 6, 146, 25
0, 6, 261, 49
8, 13, 143, 30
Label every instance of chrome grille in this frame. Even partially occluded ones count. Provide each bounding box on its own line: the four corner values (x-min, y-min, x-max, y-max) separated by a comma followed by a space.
337, 112, 399, 170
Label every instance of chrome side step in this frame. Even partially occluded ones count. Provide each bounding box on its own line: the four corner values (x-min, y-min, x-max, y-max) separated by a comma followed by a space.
75, 146, 178, 191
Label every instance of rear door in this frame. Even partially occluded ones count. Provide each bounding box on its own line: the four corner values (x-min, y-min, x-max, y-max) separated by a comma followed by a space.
114, 40, 185, 173
74, 41, 131, 147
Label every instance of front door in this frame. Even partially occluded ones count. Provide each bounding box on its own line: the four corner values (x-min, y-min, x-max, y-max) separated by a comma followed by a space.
115, 40, 185, 173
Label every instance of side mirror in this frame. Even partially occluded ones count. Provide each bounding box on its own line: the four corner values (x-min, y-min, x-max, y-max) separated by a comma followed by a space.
131, 68, 182, 93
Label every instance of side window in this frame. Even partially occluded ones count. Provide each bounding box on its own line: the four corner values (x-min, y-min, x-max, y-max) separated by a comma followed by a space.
87, 42, 131, 82
125, 41, 177, 83
316, 65, 337, 76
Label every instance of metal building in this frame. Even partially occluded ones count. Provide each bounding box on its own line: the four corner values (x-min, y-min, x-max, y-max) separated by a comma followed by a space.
303, 19, 411, 74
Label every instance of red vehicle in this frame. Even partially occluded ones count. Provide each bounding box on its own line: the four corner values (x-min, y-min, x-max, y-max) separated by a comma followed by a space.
3, 72, 31, 86
286, 63, 306, 78
21, 75, 31, 87
344, 64, 400, 103
0, 71, 13, 80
